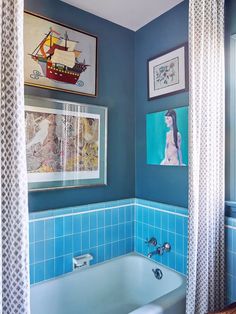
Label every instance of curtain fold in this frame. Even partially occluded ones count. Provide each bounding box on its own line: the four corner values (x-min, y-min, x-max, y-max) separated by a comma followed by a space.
186, 0, 225, 313
0, 0, 30, 313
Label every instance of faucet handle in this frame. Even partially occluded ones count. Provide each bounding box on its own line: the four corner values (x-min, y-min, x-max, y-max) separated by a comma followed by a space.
145, 237, 157, 247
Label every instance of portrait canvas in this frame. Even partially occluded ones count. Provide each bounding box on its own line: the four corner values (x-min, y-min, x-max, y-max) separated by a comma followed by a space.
146, 106, 188, 166
24, 12, 97, 96
25, 96, 107, 190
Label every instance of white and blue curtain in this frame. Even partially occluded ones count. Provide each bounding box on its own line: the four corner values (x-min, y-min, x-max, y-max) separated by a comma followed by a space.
187, 0, 225, 313
0, 0, 30, 313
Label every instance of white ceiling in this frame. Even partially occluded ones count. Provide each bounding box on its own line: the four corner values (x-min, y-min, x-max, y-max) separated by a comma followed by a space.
60, 0, 184, 31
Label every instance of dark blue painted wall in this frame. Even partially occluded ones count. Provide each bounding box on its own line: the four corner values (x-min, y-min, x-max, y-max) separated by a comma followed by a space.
25, 0, 135, 211
134, 1, 189, 208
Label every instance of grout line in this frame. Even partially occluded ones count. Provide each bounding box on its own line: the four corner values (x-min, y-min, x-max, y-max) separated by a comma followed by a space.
225, 224, 236, 230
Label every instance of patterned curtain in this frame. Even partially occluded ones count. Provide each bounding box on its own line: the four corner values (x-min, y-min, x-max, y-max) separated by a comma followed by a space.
186, 0, 225, 313
0, 0, 30, 313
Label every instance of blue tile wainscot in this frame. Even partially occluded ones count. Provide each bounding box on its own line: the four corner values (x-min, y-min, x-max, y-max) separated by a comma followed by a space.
29, 199, 135, 284
30, 196, 236, 305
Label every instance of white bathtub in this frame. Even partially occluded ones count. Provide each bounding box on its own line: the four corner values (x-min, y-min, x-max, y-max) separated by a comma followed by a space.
30, 253, 186, 314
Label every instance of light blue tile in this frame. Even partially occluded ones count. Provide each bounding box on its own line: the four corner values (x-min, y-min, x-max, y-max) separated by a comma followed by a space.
90, 247, 98, 265
126, 238, 133, 253
148, 225, 155, 239
168, 214, 176, 233
112, 208, 119, 225
29, 222, 35, 243
105, 243, 112, 260
98, 228, 105, 246
119, 207, 125, 224
90, 212, 97, 230
64, 254, 72, 273
125, 222, 132, 238
119, 224, 125, 240
73, 215, 81, 234
169, 232, 176, 253
226, 228, 233, 252
64, 216, 72, 235
45, 239, 54, 260
35, 241, 45, 263
155, 211, 161, 229
64, 235, 72, 254
161, 230, 168, 244
142, 207, 148, 224
98, 245, 105, 263
55, 237, 64, 257
169, 251, 176, 270
45, 259, 55, 280
143, 223, 148, 241
176, 234, 184, 255
73, 233, 81, 252
112, 225, 119, 242
105, 226, 112, 244
82, 231, 89, 250
30, 264, 35, 285
155, 228, 162, 244
137, 222, 143, 239
97, 211, 105, 228
226, 253, 233, 275
55, 256, 64, 277
29, 243, 35, 265
119, 240, 126, 255
55, 218, 64, 237
175, 216, 184, 235
90, 230, 97, 248
183, 236, 188, 256
183, 217, 188, 237
35, 221, 45, 242
45, 219, 54, 240
136, 207, 142, 222
176, 254, 184, 274
148, 209, 155, 226
126, 206, 132, 222
112, 242, 119, 258
35, 262, 45, 283
183, 257, 187, 275
82, 214, 90, 232
162, 213, 169, 230
105, 210, 112, 226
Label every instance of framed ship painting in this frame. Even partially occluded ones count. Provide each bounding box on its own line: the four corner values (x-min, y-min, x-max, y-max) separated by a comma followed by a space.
148, 44, 188, 100
25, 96, 107, 191
146, 106, 188, 166
24, 12, 98, 97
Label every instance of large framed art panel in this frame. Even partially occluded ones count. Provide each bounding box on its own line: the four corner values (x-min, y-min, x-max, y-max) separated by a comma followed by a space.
25, 96, 107, 191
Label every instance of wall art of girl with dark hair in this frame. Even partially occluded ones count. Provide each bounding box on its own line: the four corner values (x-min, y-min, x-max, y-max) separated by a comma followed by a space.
161, 109, 185, 166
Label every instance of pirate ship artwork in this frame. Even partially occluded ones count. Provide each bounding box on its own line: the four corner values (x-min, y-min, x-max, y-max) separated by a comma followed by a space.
25, 97, 107, 191
24, 12, 97, 96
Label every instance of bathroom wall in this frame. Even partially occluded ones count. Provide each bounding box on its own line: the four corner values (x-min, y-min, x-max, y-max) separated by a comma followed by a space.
24, 0, 135, 212
134, 1, 189, 208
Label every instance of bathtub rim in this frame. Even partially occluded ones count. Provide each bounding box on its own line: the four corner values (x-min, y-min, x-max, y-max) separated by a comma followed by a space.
31, 252, 186, 287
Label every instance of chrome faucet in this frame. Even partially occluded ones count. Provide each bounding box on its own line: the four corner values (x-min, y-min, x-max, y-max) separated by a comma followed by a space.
147, 242, 171, 258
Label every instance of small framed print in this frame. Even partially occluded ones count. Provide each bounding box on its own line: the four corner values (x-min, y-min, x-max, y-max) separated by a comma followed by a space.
25, 96, 107, 191
147, 44, 188, 100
